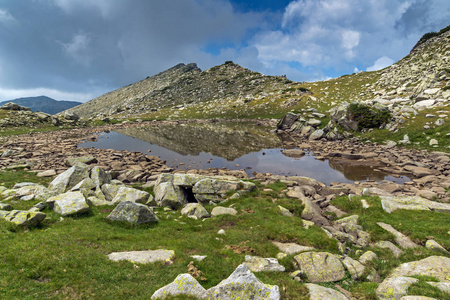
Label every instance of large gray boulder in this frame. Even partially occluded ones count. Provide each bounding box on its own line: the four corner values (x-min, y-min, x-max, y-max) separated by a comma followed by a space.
107, 201, 158, 224
376, 276, 419, 300
50, 191, 90, 216
154, 182, 188, 209
111, 186, 150, 205
380, 195, 450, 213
388, 256, 450, 282
101, 183, 122, 201
294, 252, 345, 283
90, 166, 111, 188
151, 274, 207, 299
193, 178, 255, 204
277, 112, 299, 130
48, 165, 90, 194
206, 264, 280, 299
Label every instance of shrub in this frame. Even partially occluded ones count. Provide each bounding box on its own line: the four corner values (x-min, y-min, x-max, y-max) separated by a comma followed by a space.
347, 103, 392, 130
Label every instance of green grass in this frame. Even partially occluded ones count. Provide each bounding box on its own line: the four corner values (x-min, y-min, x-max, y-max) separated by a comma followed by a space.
0, 181, 339, 299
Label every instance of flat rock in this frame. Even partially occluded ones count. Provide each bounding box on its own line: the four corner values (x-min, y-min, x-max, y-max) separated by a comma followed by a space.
151, 274, 207, 299
294, 251, 345, 283
51, 191, 90, 216
305, 283, 349, 300
375, 241, 404, 258
377, 222, 419, 249
272, 241, 314, 255
180, 203, 210, 219
243, 255, 285, 272
282, 149, 305, 158
37, 169, 56, 177
108, 249, 175, 264
380, 195, 450, 213
389, 256, 450, 282
376, 276, 418, 300
211, 206, 237, 217
107, 201, 158, 224
66, 156, 97, 166
206, 264, 280, 299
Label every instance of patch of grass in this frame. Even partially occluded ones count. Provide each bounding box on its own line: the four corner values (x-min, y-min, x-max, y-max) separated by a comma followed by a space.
407, 275, 449, 299
347, 103, 392, 130
0, 170, 52, 188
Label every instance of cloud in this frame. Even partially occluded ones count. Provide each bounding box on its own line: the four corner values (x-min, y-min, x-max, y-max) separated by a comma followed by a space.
0, 9, 16, 24
366, 56, 395, 71
61, 33, 92, 65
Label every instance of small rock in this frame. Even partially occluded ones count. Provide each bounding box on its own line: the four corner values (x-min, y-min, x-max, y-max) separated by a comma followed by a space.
211, 206, 237, 217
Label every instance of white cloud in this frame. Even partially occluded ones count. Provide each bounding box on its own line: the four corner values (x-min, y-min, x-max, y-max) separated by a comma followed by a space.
0, 9, 16, 24
61, 33, 92, 65
366, 56, 394, 71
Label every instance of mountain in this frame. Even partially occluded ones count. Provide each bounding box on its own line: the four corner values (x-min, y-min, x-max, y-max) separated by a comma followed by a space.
0, 96, 81, 115
63, 61, 302, 119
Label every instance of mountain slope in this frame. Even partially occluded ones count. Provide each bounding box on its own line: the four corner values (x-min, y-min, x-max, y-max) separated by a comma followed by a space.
0, 96, 81, 115
64, 61, 299, 119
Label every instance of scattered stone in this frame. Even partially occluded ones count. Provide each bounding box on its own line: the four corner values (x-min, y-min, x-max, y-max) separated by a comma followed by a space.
180, 203, 210, 220
376, 276, 418, 300
377, 222, 419, 249
272, 241, 314, 255
211, 206, 237, 217
243, 255, 285, 272
50, 191, 90, 216
305, 283, 349, 300
108, 249, 174, 264
206, 264, 280, 299
1, 210, 46, 227
107, 201, 159, 224
151, 274, 207, 299
425, 240, 449, 254
293, 252, 345, 283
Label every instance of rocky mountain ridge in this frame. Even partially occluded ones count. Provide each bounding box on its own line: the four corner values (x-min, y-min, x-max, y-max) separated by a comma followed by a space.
0, 96, 81, 115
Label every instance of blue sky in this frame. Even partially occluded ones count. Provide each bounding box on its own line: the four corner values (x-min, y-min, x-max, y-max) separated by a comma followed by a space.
0, 0, 449, 102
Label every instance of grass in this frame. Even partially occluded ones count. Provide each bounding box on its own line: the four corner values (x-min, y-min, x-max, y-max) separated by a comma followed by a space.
0, 181, 340, 299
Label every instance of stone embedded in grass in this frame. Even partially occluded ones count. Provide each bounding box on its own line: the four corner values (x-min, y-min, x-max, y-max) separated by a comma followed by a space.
206, 264, 280, 299
0, 203, 13, 211
151, 273, 207, 300
380, 195, 450, 213
107, 201, 158, 224
293, 251, 345, 283
305, 283, 349, 300
180, 203, 210, 220
1, 210, 46, 227
377, 222, 419, 249
359, 251, 378, 265
375, 241, 404, 258
278, 205, 294, 217
388, 256, 450, 282
108, 249, 174, 264
342, 257, 366, 280
50, 191, 90, 216
272, 241, 314, 255
211, 206, 237, 217
425, 240, 449, 255
376, 276, 418, 300
243, 255, 285, 272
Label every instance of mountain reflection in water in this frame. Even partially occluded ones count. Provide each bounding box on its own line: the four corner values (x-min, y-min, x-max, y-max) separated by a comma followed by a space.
79, 122, 409, 185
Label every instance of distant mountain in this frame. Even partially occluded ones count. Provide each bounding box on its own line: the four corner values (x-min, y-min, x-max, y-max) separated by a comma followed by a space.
0, 96, 81, 115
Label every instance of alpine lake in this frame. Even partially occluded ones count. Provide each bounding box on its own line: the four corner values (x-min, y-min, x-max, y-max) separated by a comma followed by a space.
79, 122, 409, 185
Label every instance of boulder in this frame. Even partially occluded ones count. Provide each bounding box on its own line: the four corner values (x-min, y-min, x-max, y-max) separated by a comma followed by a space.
277, 112, 299, 130
154, 182, 188, 209
309, 129, 325, 140
111, 186, 150, 205
193, 178, 255, 203
305, 283, 349, 300
243, 256, 285, 272
1, 210, 46, 227
293, 252, 345, 283
108, 249, 174, 264
51, 191, 90, 216
425, 240, 449, 255
211, 206, 237, 217
206, 264, 280, 299
151, 274, 207, 299
90, 166, 111, 187
101, 183, 122, 201
107, 201, 158, 224
388, 256, 450, 282
359, 251, 378, 265
48, 165, 90, 194
342, 257, 366, 280
376, 276, 418, 300
180, 203, 210, 220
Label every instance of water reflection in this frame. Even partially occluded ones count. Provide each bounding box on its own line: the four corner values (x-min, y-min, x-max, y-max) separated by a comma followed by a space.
79, 123, 409, 185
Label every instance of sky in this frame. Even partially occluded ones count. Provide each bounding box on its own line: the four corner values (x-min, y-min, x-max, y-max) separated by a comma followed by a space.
0, 0, 449, 102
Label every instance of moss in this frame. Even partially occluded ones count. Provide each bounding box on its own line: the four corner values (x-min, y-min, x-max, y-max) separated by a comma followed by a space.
347, 103, 392, 130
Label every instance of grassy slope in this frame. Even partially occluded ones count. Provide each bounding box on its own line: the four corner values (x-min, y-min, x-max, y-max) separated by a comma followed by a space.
0, 175, 449, 299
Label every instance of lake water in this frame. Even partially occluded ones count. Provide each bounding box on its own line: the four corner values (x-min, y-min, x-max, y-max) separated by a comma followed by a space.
78, 122, 409, 185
